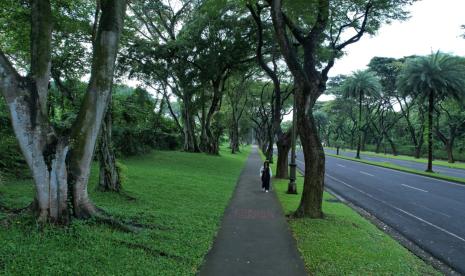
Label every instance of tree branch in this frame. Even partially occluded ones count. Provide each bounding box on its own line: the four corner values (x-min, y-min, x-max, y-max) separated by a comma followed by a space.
269, 0, 306, 84
30, 0, 53, 116
0, 49, 21, 100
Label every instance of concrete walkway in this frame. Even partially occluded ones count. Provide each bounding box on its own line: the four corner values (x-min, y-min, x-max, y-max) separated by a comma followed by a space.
198, 147, 307, 276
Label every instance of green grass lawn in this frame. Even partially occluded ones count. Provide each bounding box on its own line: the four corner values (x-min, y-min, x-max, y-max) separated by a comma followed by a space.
268, 161, 439, 275
0, 146, 249, 275
327, 147, 465, 170
327, 153, 465, 185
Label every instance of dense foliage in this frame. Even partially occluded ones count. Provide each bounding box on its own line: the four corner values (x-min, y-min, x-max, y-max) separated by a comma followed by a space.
316, 54, 465, 163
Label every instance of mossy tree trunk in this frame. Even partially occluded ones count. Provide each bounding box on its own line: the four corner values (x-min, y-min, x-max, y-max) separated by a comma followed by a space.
0, 0, 126, 223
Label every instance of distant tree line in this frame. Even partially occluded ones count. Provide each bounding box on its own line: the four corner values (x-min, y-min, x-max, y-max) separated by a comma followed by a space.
315, 54, 465, 170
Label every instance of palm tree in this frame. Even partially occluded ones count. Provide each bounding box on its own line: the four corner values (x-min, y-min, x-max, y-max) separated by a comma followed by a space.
397, 52, 465, 172
342, 70, 381, 159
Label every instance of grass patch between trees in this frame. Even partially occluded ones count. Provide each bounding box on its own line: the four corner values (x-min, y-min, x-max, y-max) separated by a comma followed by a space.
0, 146, 250, 275
267, 156, 439, 275
327, 147, 465, 170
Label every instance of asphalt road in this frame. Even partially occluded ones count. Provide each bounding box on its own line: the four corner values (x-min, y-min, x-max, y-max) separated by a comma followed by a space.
325, 148, 465, 179
295, 151, 465, 274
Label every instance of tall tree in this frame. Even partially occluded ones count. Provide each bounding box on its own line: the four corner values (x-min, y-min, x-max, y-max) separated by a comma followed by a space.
226, 74, 251, 154
435, 100, 465, 163
124, 0, 202, 152
0, 0, 126, 223
267, 0, 414, 218
342, 70, 381, 159
247, 3, 293, 177
398, 52, 465, 172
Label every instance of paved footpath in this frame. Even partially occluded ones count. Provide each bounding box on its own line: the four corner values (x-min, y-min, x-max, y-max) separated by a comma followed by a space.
198, 147, 307, 276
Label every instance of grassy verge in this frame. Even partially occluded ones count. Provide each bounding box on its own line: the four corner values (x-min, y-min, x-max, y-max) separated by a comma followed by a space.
0, 146, 250, 275
327, 147, 465, 170
327, 153, 465, 185
265, 157, 439, 275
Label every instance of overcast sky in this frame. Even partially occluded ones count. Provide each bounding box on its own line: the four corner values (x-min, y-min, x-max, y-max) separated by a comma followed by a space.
328, 0, 465, 77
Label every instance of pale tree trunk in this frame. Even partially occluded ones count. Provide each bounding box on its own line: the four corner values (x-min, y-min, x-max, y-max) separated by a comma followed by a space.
98, 101, 121, 192
0, 0, 126, 223
181, 97, 200, 152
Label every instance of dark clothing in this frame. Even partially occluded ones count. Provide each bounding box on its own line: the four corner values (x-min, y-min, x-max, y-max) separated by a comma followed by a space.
261, 167, 270, 191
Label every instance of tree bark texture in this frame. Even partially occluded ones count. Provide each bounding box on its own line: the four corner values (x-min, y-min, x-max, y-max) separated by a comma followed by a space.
181, 97, 200, 152
275, 130, 291, 179
0, 0, 126, 223
294, 84, 325, 218
98, 102, 121, 192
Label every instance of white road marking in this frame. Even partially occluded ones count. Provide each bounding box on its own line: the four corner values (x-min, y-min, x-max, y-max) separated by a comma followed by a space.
337, 164, 346, 168
326, 155, 465, 188
360, 171, 374, 177
401, 184, 428, 193
411, 202, 451, 218
326, 174, 465, 243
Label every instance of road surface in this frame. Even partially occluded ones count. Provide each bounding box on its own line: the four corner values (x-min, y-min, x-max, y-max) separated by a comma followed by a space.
295, 151, 465, 274
325, 148, 465, 179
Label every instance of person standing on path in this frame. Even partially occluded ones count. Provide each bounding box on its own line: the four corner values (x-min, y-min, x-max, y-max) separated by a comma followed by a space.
260, 160, 272, 192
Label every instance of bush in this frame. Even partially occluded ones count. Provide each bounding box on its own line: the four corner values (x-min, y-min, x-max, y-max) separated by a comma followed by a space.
0, 135, 30, 178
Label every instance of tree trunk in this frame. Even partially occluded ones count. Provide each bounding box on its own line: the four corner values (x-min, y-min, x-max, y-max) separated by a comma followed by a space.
182, 99, 200, 152
356, 93, 362, 159
265, 128, 274, 163
199, 90, 207, 152
0, 0, 126, 223
426, 90, 434, 172
98, 103, 121, 192
275, 130, 291, 179
414, 146, 421, 159
294, 85, 324, 219
230, 121, 240, 154
386, 136, 397, 156
446, 141, 454, 163
375, 137, 382, 154
204, 76, 226, 155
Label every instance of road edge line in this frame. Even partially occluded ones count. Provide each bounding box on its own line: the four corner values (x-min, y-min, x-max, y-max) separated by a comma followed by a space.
327, 153, 465, 187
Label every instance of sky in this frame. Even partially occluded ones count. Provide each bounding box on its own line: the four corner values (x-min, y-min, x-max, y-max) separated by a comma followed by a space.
326, 0, 465, 80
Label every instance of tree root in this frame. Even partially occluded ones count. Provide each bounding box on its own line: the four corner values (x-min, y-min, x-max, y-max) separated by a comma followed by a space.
118, 191, 137, 201
90, 214, 143, 233
115, 240, 184, 261
0, 202, 32, 214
